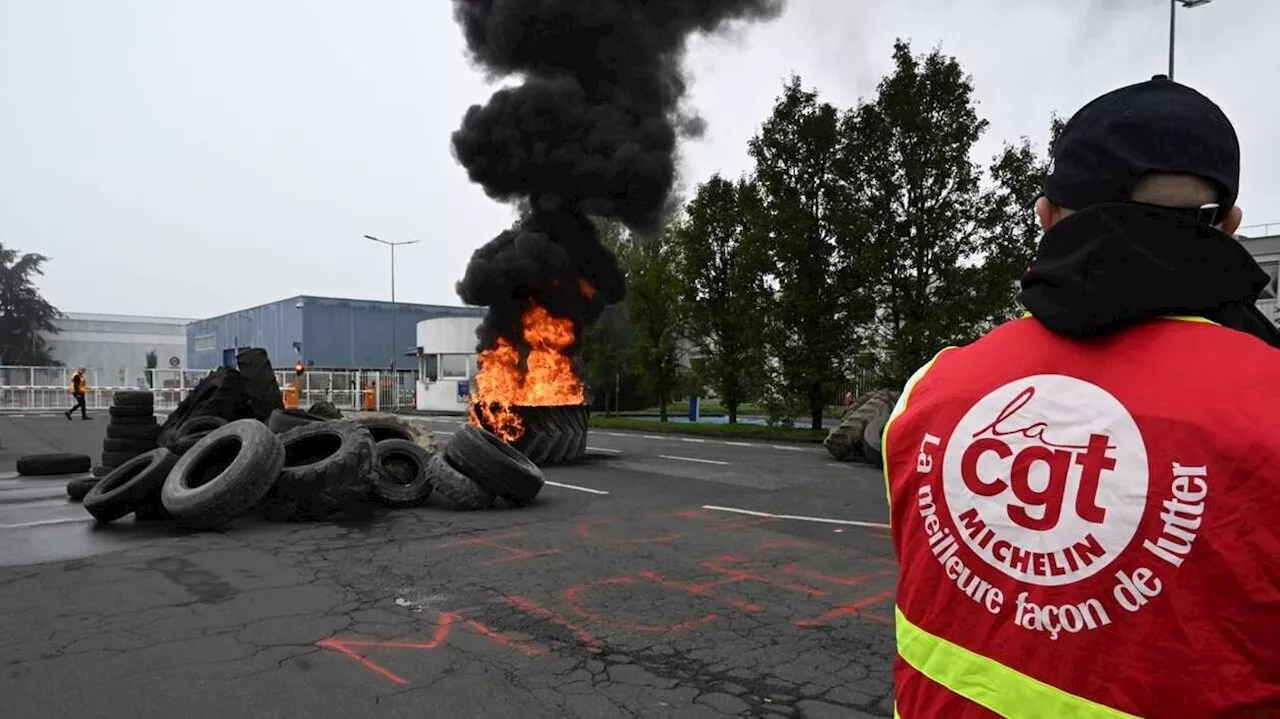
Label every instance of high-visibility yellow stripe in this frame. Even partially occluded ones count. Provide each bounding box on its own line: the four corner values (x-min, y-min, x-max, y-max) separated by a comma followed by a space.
881, 347, 955, 515
1161, 314, 1220, 325
895, 607, 1140, 718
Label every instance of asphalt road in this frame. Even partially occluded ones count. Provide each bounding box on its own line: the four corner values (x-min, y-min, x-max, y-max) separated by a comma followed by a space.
0, 412, 895, 719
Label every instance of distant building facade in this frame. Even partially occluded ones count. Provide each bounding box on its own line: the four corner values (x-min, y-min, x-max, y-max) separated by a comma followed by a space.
186, 295, 485, 371
40, 312, 193, 382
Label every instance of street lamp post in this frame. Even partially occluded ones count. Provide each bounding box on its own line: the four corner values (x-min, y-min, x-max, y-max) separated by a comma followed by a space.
363, 235, 420, 402
1169, 0, 1213, 80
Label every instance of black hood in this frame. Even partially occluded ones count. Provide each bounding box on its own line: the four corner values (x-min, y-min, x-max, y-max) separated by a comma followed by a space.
1019, 203, 1280, 348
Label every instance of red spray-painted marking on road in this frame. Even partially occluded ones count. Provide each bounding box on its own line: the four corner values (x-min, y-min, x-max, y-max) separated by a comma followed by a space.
637, 570, 764, 613
700, 555, 831, 597
505, 595, 603, 651
317, 611, 544, 684
561, 575, 720, 633
445, 531, 561, 565
574, 519, 681, 545
794, 590, 896, 627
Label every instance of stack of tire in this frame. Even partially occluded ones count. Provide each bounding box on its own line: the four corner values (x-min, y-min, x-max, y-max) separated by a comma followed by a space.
84, 391, 161, 489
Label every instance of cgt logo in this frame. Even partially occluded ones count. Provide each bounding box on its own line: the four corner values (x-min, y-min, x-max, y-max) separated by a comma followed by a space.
942, 375, 1150, 587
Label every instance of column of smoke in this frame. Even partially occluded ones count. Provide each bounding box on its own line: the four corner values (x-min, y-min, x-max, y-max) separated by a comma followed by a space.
451, 0, 785, 376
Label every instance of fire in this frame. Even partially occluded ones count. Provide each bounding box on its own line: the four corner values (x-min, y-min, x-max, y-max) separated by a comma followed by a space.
470, 302, 585, 442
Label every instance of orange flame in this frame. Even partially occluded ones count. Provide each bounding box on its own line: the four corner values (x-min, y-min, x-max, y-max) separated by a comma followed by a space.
470, 302, 585, 442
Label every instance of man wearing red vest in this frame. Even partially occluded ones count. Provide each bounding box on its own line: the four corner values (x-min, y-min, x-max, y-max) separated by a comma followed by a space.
885, 75, 1280, 717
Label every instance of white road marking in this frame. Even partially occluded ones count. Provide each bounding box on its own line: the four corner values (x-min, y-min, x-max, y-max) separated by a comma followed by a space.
679, 437, 706, 443
544, 480, 610, 495
586, 447, 621, 454
642, 435, 664, 440
0, 517, 94, 530
770, 445, 806, 452
436, 431, 454, 436
827, 462, 852, 468
723, 441, 757, 447
701, 505, 889, 530
659, 455, 730, 466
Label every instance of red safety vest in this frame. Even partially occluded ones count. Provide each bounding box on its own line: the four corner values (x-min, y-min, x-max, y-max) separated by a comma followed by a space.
884, 316, 1280, 718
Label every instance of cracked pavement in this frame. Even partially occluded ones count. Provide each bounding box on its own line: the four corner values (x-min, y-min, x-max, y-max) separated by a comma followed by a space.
0, 414, 896, 718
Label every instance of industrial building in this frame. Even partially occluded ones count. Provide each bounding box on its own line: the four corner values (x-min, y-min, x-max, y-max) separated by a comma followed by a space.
414, 315, 483, 412
41, 312, 194, 382
185, 295, 485, 371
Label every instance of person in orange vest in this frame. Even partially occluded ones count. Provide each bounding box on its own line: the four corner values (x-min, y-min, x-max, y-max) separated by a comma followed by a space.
885, 75, 1280, 717
65, 367, 91, 420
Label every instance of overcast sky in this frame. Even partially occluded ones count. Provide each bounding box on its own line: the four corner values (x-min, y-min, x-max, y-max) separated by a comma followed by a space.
1, 0, 1275, 320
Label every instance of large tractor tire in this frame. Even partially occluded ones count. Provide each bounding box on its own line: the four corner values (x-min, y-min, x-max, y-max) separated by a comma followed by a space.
474, 404, 588, 466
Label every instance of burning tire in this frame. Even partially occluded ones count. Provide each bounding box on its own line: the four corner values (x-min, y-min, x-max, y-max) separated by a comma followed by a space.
427, 453, 495, 511
445, 425, 545, 504
473, 404, 589, 466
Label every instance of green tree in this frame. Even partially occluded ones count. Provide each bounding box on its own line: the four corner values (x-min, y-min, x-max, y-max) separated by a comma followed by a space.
672, 175, 770, 423
971, 115, 1067, 325
749, 75, 867, 430
844, 40, 1034, 385
623, 223, 686, 421
0, 244, 61, 366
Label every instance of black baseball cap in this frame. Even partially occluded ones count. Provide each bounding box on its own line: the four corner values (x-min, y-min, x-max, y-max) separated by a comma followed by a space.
1041, 75, 1240, 221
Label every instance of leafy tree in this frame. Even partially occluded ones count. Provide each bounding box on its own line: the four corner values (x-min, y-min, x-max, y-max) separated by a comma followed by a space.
672, 175, 770, 423
844, 40, 1036, 385
622, 223, 686, 421
972, 115, 1067, 326
749, 76, 867, 430
0, 244, 61, 366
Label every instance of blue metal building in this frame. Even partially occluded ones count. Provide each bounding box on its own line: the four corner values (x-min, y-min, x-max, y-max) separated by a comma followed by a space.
186, 295, 485, 371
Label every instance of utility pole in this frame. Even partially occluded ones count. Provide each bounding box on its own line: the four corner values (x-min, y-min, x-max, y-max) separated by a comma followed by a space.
1169, 0, 1214, 81
364, 235, 419, 401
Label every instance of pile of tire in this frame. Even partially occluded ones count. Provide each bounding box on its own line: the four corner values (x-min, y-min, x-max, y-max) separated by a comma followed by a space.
72, 405, 523, 527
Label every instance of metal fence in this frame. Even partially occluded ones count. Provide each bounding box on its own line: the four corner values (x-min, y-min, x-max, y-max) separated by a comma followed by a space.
0, 366, 418, 413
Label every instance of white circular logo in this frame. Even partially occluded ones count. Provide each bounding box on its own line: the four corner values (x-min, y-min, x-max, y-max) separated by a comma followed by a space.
941, 375, 1149, 587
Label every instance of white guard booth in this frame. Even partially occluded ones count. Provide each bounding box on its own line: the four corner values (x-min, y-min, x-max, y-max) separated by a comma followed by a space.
415, 316, 483, 412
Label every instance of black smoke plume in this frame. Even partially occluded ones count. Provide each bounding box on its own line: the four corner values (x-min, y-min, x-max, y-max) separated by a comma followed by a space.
452, 0, 785, 366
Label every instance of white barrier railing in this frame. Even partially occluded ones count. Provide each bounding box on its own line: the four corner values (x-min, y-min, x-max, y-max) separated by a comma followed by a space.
0, 367, 417, 413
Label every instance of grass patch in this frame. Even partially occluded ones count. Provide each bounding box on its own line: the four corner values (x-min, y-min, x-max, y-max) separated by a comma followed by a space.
590, 415, 828, 444
627, 401, 846, 420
